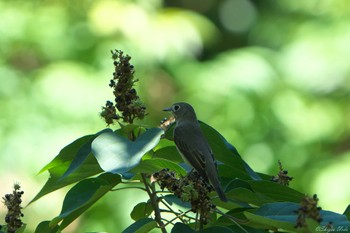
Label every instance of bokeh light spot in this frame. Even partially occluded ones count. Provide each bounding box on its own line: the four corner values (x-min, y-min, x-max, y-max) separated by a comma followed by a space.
243, 143, 274, 173
218, 0, 257, 33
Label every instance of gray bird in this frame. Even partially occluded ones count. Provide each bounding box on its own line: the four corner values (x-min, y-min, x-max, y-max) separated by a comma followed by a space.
163, 102, 227, 202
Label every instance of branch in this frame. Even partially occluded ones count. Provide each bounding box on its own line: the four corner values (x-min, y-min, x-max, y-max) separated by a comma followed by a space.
141, 173, 167, 233
214, 208, 249, 233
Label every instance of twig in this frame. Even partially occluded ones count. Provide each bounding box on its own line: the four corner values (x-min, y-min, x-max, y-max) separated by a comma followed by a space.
162, 209, 193, 227
214, 208, 249, 233
111, 186, 146, 192
141, 173, 167, 233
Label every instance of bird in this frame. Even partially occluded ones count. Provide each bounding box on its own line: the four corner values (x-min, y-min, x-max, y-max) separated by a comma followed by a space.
163, 102, 227, 202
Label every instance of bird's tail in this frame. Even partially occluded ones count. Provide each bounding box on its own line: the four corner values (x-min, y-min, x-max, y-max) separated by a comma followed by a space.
213, 181, 227, 202
206, 163, 227, 202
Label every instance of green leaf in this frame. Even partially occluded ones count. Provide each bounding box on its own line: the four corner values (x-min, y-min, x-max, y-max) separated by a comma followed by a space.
131, 158, 187, 176
91, 128, 164, 174
163, 121, 260, 180
61, 129, 110, 178
201, 226, 234, 233
50, 173, 121, 229
30, 131, 106, 204
38, 130, 106, 174
199, 122, 261, 180
245, 202, 350, 232
30, 153, 103, 204
122, 218, 157, 233
153, 146, 183, 163
14, 224, 26, 233
219, 164, 252, 181
248, 180, 304, 203
343, 205, 350, 220
224, 179, 304, 205
34, 221, 61, 233
163, 194, 191, 209
130, 202, 154, 221
171, 222, 196, 233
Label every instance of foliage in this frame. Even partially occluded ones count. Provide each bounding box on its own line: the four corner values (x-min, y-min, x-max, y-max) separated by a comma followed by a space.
28, 121, 349, 232
1, 0, 350, 232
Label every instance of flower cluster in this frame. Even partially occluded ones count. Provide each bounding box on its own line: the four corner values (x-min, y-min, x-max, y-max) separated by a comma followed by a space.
295, 194, 322, 228
152, 169, 215, 225
100, 50, 146, 125
271, 160, 293, 186
2, 184, 24, 233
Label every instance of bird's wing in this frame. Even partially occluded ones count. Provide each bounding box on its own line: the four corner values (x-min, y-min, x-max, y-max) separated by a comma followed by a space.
174, 124, 212, 180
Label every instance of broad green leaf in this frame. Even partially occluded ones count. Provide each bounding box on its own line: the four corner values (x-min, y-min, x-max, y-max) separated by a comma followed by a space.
122, 218, 157, 233
91, 128, 164, 174
224, 179, 303, 205
343, 205, 350, 220
50, 173, 121, 229
34, 221, 60, 233
163, 121, 260, 180
226, 226, 269, 233
248, 180, 304, 203
153, 146, 183, 163
130, 202, 154, 221
201, 226, 234, 233
199, 122, 261, 180
60, 129, 110, 178
219, 164, 252, 181
226, 187, 270, 206
38, 130, 107, 174
14, 224, 26, 233
245, 202, 350, 232
131, 158, 187, 176
30, 130, 107, 204
171, 222, 195, 233
29, 153, 103, 204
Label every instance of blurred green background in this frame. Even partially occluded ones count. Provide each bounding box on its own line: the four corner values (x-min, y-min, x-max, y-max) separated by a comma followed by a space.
1, 0, 349, 232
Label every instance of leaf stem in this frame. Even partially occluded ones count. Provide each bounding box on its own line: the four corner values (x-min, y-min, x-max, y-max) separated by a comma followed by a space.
111, 186, 146, 192
141, 173, 167, 233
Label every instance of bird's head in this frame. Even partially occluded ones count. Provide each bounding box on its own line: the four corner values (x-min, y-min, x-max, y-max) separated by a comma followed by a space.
163, 102, 198, 122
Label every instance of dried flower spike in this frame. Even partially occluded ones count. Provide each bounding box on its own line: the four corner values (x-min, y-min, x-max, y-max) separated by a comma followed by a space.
295, 194, 323, 228
271, 160, 293, 186
100, 50, 147, 125
151, 169, 215, 226
2, 183, 24, 233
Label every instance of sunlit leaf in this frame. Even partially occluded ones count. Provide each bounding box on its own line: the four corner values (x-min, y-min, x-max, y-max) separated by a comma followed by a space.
29, 153, 103, 205
29, 130, 109, 204
91, 128, 163, 174
50, 173, 121, 229
122, 218, 157, 233
60, 129, 110, 178
38, 132, 102, 174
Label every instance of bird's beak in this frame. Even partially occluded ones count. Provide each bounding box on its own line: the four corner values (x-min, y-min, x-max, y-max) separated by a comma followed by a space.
163, 107, 172, 112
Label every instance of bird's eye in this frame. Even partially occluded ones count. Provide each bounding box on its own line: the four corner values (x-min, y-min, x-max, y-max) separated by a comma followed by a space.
173, 105, 180, 111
